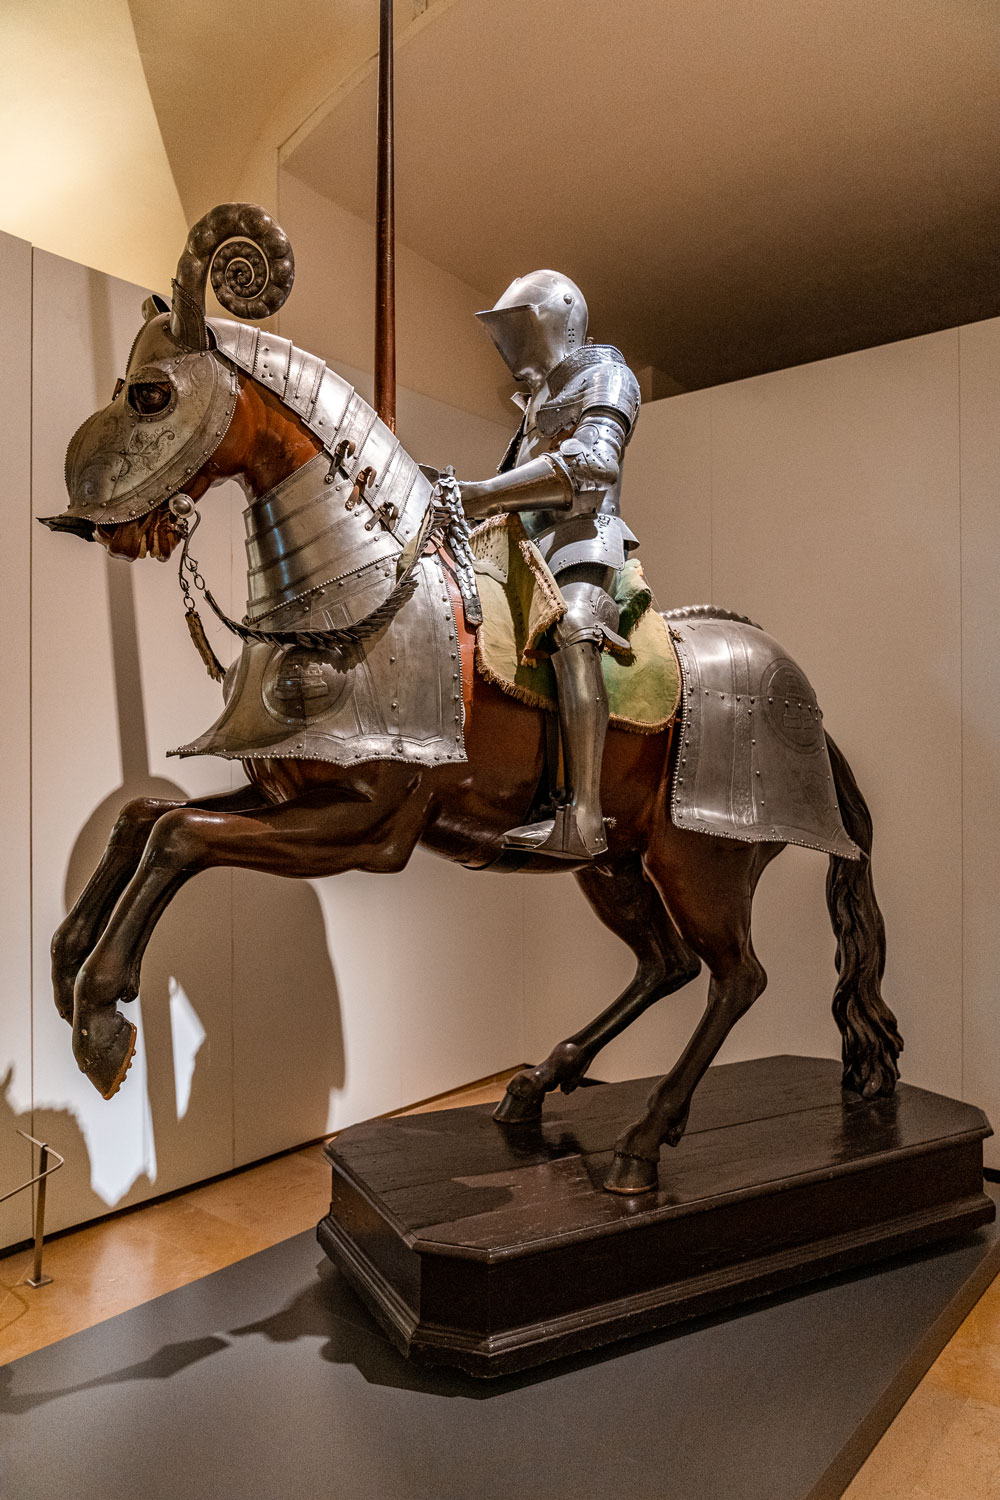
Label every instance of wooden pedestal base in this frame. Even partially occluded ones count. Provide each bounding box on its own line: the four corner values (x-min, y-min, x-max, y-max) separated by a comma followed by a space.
317, 1055, 994, 1378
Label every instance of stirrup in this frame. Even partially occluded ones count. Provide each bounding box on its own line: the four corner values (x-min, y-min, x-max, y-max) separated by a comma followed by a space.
503, 806, 608, 861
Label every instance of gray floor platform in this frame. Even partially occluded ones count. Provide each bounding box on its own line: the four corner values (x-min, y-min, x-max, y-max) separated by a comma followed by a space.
2, 1185, 998, 1500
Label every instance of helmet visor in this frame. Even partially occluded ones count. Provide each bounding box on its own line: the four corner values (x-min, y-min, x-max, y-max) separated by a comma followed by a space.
476, 303, 556, 381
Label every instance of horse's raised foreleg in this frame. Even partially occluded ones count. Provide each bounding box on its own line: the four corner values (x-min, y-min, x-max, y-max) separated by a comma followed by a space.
494, 853, 702, 1123
71, 767, 432, 1098
51, 788, 267, 1024
604, 833, 780, 1194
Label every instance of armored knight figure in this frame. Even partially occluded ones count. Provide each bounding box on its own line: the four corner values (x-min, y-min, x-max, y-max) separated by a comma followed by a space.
459, 271, 641, 860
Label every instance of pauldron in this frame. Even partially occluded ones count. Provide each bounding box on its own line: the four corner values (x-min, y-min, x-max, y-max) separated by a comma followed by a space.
536, 345, 641, 440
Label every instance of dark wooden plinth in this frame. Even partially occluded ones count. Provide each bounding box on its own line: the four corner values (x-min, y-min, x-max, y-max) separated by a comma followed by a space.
318, 1055, 994, 1377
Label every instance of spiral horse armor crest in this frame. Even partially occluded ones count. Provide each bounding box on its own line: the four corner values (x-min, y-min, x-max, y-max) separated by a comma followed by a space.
52, 206, 298, 534
171, 203, 294, 346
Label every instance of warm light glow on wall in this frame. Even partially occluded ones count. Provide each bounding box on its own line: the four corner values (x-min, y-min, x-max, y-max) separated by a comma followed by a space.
0, 0, 187, 288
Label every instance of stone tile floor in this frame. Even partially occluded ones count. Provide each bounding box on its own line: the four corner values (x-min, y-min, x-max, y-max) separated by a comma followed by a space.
1, 1072, 998, 1498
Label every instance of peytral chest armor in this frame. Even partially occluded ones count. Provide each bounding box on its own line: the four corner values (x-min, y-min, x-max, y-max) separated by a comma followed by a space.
502, 345, 641, 575
171, 323, 468, 770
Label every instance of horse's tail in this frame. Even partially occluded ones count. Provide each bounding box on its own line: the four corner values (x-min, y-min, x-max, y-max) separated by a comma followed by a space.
824, 733, 903, 1097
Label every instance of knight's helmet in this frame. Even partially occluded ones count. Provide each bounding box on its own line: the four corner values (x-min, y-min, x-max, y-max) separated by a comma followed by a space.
476, 270, 588, 388
41, 204, 295, 539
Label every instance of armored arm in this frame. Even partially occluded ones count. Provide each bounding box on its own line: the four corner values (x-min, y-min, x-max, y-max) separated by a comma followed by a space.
459, 410, 629, 521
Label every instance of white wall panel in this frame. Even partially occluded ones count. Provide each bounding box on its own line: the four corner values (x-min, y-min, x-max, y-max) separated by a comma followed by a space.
30, 251, 235, 1235
959, 318, 1000, 1169
0, 230, 34, 1247
709, 334, 963, 1092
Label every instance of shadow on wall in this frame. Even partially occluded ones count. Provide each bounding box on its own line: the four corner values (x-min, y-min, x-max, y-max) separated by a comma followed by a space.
36, 551, 344, 1226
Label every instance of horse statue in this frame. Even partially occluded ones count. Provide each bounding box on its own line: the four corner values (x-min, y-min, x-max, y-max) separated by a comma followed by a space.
40, 204, 902, 1196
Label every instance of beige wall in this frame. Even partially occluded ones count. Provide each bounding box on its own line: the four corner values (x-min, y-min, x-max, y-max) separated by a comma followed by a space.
958, 319, 1000, 1167
278, 171, 511, 428
0, 232, 33, 1247
0, 0, 187, 293
524, 322, 1000, 1168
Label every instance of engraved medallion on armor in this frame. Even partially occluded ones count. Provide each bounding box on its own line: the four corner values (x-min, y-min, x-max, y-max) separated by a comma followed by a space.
762, 660, 824, 752
262, 649, 351, 726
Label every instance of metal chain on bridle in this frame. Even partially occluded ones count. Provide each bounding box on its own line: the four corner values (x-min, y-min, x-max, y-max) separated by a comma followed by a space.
172, 468, 481, 682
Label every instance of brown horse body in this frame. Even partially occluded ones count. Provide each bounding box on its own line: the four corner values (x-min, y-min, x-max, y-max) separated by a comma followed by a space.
52, 369, 901, 1195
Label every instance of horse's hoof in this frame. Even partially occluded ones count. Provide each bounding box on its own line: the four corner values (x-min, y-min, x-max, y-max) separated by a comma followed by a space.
493, 1082, 543, 1125
74, 1010, 137, 1100
603, 1150, 659, 1195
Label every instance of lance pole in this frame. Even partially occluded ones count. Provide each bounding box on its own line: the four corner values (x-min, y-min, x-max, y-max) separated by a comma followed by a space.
374, 0, 396, 431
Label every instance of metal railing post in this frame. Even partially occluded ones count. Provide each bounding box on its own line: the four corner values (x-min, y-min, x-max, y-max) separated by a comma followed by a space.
2, 1130, 64, 1288
26, 1142, 53, 1288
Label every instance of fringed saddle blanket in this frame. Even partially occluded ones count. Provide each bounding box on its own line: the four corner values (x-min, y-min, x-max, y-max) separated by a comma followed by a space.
469, 515, 680, 734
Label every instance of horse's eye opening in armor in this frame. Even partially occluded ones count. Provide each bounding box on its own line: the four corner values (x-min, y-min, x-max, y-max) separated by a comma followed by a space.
128, 380, 172, 415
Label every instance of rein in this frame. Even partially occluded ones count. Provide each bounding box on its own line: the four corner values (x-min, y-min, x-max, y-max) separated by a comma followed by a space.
172, 469, 481, 681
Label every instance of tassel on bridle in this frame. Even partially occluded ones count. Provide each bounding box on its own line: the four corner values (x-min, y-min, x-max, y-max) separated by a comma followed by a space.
170, 496, 226, 681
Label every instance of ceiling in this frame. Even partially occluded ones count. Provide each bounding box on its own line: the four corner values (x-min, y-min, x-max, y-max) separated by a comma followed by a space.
135, 0, 1000, 391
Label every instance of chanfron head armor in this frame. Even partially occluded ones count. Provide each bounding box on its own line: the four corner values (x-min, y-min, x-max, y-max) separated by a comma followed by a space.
476, 271, 588, 388
41, 204, 294, 539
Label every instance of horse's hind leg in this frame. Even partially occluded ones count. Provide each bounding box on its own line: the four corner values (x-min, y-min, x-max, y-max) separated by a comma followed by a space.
494, 853, 702, 1124
604, 832, 779, 1195
51, 788, 265, 1024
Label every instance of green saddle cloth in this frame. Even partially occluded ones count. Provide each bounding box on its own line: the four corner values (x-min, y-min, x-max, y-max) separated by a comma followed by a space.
469, 516, 680, 734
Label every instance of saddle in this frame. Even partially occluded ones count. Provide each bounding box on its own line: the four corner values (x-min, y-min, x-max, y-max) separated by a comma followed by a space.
468, 516, 680, 734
